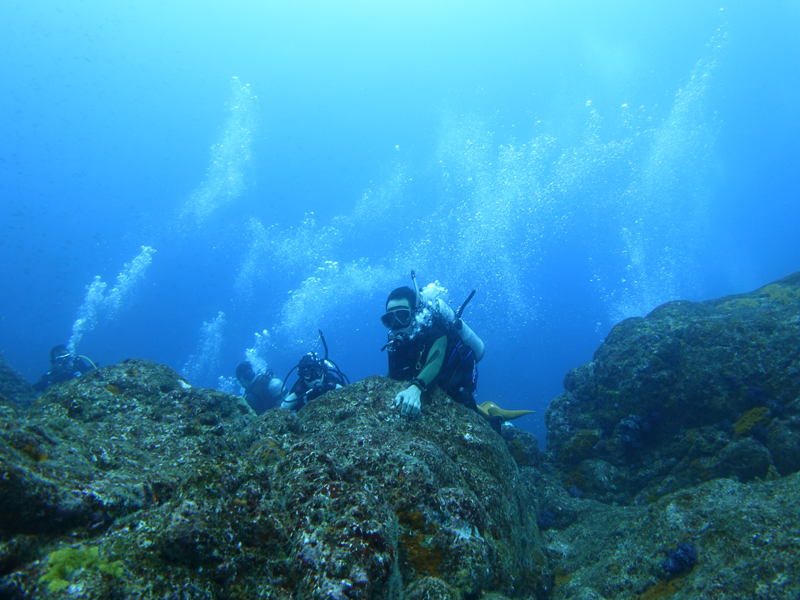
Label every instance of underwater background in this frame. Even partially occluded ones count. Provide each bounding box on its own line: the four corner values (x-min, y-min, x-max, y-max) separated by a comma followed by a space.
1, 0, 798, 446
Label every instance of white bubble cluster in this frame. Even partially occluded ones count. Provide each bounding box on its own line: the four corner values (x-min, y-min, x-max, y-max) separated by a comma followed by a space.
216, 375, 239, 396
104, 246, 157, 315
599, 25, 726, 323
244, 329, 274, 375
68, 246, 156, 354
183, 311, 227, 387
276, 260, 396, 352
224, 25, 725, 357
181, 77, 257, 224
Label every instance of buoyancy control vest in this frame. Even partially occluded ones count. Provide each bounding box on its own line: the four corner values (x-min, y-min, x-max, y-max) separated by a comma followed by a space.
387, 313, 478, 398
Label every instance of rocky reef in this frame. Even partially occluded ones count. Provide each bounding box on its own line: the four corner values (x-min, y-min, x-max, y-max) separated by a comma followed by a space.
546, 271, 800, 505
537, 271, 800, 599
0, 356, 35, 412
0, 360, 547, 599
1, 271, 799, 599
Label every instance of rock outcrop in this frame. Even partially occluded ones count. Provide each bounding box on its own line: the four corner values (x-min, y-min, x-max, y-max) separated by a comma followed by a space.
546, 271, 800, 505
0, 356, 35, 411
534, 466, 800, 600
0, 360, 547, 599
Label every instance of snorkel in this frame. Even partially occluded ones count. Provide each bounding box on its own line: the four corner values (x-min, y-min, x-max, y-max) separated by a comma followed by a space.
455, 289, 476, 322
410, 270, 421, 310
318, 328, 329, 360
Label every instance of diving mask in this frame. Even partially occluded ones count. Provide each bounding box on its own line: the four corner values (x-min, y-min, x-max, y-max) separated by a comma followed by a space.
303, 366, 324, 382
381, 308, 413, 330
53, 352, 72, 367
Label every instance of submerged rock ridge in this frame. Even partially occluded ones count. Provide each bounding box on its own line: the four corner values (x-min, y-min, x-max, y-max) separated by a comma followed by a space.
546, 271, 800, 504
0, 356, 35, 412
0, 360, 547, 599
534, 271, 800, 600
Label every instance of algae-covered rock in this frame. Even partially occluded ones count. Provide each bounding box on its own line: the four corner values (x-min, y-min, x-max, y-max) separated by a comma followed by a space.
0, 355, 35, 411
38, 545, 124, 593
541, 470, 800, 600
0, 359, 253, 537
546, 271, 800, 503
0, 362, 547, 599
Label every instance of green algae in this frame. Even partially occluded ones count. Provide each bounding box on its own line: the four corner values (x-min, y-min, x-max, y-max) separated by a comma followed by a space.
559, 429, 600, 465
39, 545, 124, 592
759, 283, 800, 306
734, 406, 771, 437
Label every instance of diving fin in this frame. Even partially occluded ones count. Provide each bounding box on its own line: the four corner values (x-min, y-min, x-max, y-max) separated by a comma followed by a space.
477, 401, 535, 422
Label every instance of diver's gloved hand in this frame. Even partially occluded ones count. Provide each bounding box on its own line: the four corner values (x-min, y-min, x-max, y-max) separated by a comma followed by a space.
394, 385, 422, 417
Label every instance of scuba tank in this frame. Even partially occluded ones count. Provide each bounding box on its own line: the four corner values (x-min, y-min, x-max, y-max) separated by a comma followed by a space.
436, 293, 485, 363
267, 377, 284, 400
455, 318, 485, 363
411, 271, 485, 363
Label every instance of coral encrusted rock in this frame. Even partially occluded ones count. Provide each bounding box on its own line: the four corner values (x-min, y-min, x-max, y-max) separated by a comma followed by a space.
545, 271, 800, 504
539, 469, 800, 600
0, 360, 547, 599
0, 355, 35, 411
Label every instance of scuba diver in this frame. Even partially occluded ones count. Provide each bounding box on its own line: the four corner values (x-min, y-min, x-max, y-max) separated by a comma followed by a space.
32, 344, 97, 393
382, 272, 533, 432
235, 361, 284, 414
281, 330, 350, 411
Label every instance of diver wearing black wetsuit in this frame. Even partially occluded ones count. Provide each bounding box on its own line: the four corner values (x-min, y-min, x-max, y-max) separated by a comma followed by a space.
32, 345, 95, 393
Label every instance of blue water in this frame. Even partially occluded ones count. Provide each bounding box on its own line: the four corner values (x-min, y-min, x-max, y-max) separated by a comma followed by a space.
2, 0, 799, 446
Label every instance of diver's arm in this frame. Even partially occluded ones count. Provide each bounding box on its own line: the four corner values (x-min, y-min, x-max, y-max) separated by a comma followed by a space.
394, 335, 448, 418
415, 335, 447, 389
395, 335, 447, 418
281, 392, 302, 410
282, 378, 307, 409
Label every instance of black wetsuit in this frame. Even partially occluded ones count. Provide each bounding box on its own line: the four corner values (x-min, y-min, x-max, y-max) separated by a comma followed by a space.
32, 357, 94, 393
243, 374, 283, 414
387, 315, 478, 409
285, 372, 342, 410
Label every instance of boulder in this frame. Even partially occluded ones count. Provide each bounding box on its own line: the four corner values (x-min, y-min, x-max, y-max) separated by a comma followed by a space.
546, 271, 800, 504
538, 468, 800, 600
0, 360, 548, 599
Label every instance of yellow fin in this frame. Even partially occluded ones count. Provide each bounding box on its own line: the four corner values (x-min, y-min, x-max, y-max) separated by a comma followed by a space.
477, 401, 534, 422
